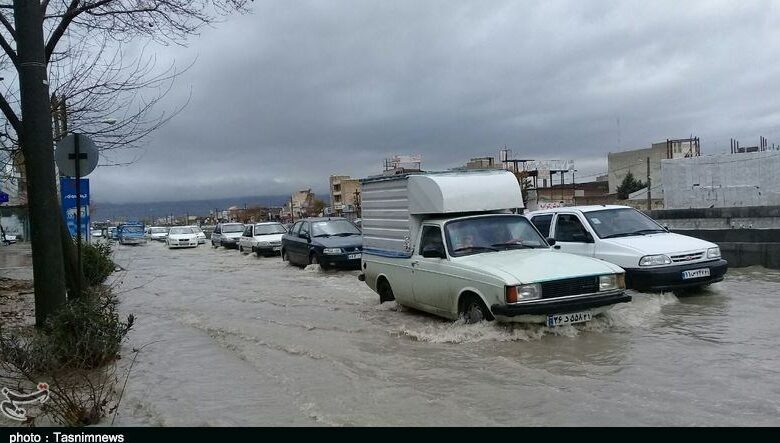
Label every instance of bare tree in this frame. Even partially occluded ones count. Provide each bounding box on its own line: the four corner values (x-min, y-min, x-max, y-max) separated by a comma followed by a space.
0, 0, 250, 325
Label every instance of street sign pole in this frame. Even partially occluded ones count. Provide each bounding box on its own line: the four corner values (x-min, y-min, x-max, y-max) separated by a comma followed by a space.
72, 134, 83, 296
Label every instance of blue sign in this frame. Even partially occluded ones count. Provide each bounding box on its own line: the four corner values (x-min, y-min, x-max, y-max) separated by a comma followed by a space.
60, 178, 90, 239
0, 191, 8, 204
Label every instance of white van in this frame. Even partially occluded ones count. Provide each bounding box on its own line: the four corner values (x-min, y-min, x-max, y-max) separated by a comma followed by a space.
359, 171, 631, 326
525, 205, 728, 292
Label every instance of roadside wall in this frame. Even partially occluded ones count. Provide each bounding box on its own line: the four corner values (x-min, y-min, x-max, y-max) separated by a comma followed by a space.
645, 205, 780, 269
661, 151, 780, 209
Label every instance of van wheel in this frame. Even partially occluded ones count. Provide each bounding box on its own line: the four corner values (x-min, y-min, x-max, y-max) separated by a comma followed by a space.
377, 278, 395, 303
460, 295, 493, 324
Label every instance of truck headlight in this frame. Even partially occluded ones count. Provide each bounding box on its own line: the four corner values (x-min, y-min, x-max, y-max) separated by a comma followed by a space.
599, 274, 624, 291
323, 248, 343, 255
505, 284, 542, 303
707, 247, 721, 258
639, 254, 672, 266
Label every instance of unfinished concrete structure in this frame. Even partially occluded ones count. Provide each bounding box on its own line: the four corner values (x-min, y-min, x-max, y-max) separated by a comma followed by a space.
608, 137, 700, 194
662, 151, 780, 209
329, 175, 361, 219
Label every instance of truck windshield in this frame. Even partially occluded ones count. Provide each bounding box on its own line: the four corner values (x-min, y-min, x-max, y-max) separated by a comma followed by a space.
123, 226, 143, 234
583, 208, 666, 239
445, 215, 548, 257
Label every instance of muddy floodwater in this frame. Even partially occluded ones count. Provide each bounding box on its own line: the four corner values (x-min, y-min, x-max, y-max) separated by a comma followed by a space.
89, 242, 780, 425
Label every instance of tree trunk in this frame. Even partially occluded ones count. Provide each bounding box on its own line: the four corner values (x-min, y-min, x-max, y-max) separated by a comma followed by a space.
14, 0, 67, 325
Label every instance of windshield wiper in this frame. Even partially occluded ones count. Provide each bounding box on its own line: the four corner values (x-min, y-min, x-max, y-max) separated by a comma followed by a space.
492, 241, 532, 249
630, 229, 666, 234
334, 232, 360, 236
601, 232, 641, 239
313, 234, 332, 238
453, 246, 498, 253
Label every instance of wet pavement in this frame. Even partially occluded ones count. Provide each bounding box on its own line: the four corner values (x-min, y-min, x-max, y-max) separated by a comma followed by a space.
4, 241, 780, 425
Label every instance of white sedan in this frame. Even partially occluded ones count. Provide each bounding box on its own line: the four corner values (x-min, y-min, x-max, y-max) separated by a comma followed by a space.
238, 222, 288, 256
166, 226, 199, 249
186, 225, 207, 244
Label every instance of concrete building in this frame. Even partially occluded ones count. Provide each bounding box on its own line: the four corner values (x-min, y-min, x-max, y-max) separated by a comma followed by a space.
464, 157, 498, 169
329, 175, 361, 218
608, 138, 700, 194
662, 150, 780, 209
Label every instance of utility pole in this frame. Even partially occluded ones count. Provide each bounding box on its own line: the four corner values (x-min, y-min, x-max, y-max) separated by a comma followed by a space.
15, 0, 67, 325
646, 157, 652, 210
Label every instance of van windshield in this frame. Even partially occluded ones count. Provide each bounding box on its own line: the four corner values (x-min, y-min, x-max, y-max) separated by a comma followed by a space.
583, 208, 666, 239
445, 215, 547, 257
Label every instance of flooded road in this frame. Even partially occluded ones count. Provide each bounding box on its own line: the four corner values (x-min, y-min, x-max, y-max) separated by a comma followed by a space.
108, 241, 780, 426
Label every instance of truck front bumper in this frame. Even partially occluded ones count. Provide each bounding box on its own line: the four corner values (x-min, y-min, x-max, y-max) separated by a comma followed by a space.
491, 290, 631, 317
624, 259, 728, 292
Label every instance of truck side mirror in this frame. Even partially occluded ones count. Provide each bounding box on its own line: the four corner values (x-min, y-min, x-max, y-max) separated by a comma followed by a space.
546, 237, 556, 246
422, 244, 446, 259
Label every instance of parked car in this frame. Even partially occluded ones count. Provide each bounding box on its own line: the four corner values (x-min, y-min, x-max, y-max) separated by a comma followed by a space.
186, 225, 206, 244
525, 205, 728, 292
238, 222, 287, 256
90, 229, 103, 238
211, 222, 244, 248
166, 226, 199, 249
281, 218, 363, 270
146, 226, 169, 242
359, 170, 630, 325
107, 227, 117, 240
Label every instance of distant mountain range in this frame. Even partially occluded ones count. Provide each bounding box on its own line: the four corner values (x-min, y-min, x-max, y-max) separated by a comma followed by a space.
92, 195, 296, 222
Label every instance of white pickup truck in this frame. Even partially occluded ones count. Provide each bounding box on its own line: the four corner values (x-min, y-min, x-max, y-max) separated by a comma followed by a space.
358, 170, 631, 326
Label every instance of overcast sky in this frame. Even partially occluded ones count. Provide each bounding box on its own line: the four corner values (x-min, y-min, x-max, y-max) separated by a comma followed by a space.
89, 0, 780, 203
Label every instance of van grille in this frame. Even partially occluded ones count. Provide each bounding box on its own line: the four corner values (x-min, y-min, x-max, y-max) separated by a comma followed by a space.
541, 277, 599, 299
670, 251, 704, 263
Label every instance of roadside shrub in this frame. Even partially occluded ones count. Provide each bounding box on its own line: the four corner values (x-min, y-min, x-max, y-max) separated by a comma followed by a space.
0, 287, 134, 426
82, 242, 115, 286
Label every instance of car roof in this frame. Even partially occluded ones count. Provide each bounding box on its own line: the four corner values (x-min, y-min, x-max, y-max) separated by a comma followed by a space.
254, 222, 283, 225
297, 217, 348, 222
526, 205, 631, 215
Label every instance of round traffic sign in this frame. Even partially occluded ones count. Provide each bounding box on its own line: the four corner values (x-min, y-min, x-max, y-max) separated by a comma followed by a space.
55, 133, 99, 177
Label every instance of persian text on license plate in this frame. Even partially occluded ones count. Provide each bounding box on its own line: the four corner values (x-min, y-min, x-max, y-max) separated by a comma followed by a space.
682, 268, 710, 280
547, 311, 592, 327
348, 253, 362, 260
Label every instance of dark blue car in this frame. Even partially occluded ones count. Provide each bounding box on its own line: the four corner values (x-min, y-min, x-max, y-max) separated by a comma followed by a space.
281, 218, 362, 270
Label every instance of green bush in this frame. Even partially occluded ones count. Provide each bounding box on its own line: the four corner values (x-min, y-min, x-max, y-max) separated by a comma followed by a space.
82, 242, 115, 286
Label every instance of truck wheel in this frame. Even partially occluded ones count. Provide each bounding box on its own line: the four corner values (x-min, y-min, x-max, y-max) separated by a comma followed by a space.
377, 278, 395, 303
460, 295, 493, 324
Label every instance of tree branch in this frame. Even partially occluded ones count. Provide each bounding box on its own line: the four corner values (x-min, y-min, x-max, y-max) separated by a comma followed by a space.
0, 91, 20, 134
0, 32, 16, 66
44, 0, 82, 63
0, 11, 15, 39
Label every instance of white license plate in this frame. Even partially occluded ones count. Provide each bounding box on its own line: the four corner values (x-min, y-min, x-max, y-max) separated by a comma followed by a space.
682, 268, 710, 279
273, 246, 281, 251
348, 253, 362, 260
547, 311, 592, 327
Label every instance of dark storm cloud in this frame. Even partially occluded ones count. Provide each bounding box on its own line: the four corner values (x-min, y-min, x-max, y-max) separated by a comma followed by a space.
90, 0, 780, 203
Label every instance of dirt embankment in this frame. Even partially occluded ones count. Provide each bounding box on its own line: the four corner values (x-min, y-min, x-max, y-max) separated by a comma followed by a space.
0, 277, 35, 328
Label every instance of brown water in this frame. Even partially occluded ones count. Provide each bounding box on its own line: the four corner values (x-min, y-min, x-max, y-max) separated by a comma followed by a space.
11, 242, 780, 426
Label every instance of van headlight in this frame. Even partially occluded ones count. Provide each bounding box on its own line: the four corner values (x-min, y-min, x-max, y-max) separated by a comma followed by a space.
505, 284, 542, 303
599, 274, 625, 291
323, 248, 343, 255
639, 254, 672, 266
707, 247, 721, 258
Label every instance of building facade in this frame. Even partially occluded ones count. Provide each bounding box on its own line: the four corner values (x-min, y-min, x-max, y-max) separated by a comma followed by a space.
608, 138, 700, 194
329, 175, 360, 219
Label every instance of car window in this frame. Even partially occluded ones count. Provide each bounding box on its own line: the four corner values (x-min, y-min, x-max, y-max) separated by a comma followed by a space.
530, 214, 553, 237
243, 225, 253, 237
300, 222, 310, 238
419, 226, 444, 255
289, 222, 301, 236
582, 208, 666, 239
222, 224, 244, 233
169, 227, 194, 235
214, 225, 221, 234
254, 224, 287, 235
554, 214, 590, 243
311, 220, 361, 237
